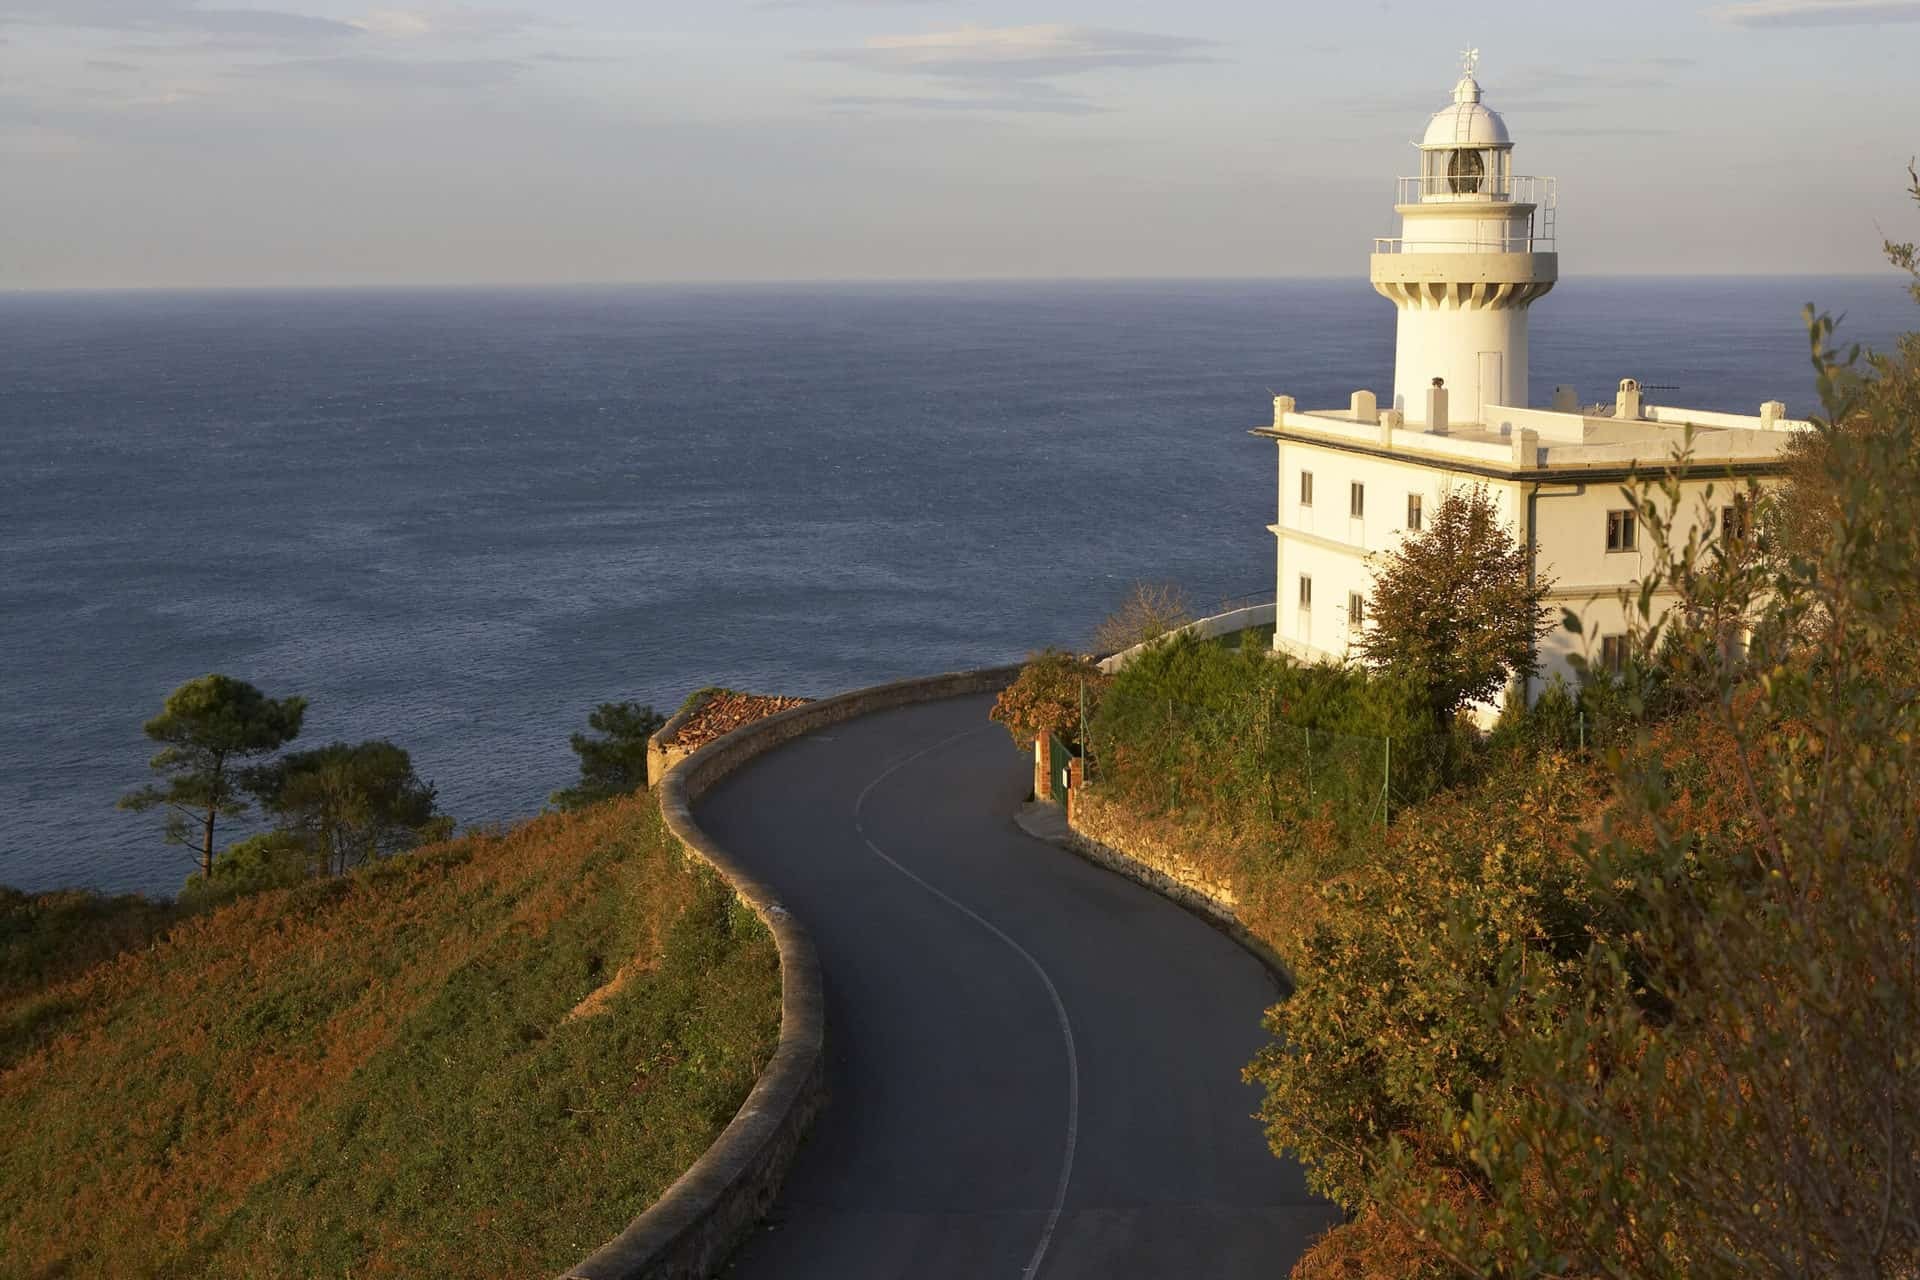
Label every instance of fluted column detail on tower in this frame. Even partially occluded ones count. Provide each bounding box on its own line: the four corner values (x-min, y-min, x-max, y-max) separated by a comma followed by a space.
1371, 279, 1556, 310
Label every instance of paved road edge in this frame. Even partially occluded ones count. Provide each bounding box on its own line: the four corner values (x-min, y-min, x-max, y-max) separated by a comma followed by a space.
562, 665, 1022, 1280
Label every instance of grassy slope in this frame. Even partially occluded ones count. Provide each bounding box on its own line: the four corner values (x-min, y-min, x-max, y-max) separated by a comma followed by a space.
0, 791, 780, 1280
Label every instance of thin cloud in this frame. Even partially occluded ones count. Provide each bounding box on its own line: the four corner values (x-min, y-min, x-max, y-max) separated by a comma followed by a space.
826, 89, 1104, 116
1530, 125, 1678, 137
238, 54, 526, 88
1711, 0, 1920, 24
810, 23, 1217, 81
86, 58, 142, 72
350, 7, 539, 40
0, 1, 361, 42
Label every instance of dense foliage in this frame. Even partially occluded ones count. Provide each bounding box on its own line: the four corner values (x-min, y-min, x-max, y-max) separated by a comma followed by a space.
1246, 750, 1611, 1233
1353, 484, 1553, 734
0, 789, 780, 1279
254, 739, 450, 877
551, 700, 667, 810
990, 648, 1107, 752
118, 674, 308, 879
1091, 634, 1448, 856
117, 676, 457, 892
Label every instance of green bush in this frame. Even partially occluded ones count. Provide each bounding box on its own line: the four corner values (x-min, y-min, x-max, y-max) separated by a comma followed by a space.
1089, 633, 1445, 850
179, 830, 314, 904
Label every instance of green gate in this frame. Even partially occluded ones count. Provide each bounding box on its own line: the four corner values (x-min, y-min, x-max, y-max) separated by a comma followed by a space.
1048, 733, 1074, 808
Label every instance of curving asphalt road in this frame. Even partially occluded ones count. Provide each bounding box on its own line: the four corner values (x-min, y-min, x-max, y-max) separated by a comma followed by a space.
699, 692, 1338, 1279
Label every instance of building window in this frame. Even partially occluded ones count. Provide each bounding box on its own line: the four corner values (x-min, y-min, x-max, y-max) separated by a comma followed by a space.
1605, 509, 1638, 552
1721, 499, 1750, 544
1348, 592, 1365, 629
1298, 574, 1312, 609
1599, 635, 1629, 673
1406, 493, 1423, 531
1350, 482, 1365, 519
1300, 470, 1314, 507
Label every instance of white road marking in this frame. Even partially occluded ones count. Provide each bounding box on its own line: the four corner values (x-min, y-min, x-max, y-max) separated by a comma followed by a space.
853, 726, 1080, 1280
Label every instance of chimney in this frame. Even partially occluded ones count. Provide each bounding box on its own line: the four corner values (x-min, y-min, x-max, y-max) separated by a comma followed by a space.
1350, 389, 1378, 424
1512, 426, 1540, 467
1425, 377, 1449, 434
1379, 408, 1402, 445
1759, 400, 1786, 429
1273, 395, 1296, 427
1552, 385, 1578, 413
1616, 378, 1643, 420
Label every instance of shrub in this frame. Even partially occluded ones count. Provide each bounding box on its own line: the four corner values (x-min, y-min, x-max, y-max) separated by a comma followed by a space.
1092, 581, 1193, 655
551, 701, 666, 810
990, 649, 1106, 752
179, 830, 314, 904
1245, 753, 1610, 1228
1354, 485, 1553, 736
1089, 633, 1444, 848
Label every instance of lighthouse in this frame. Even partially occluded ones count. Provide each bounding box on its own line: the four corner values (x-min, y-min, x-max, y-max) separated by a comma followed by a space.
1370, 52, 1556, 426
1254, 53, 1812, 720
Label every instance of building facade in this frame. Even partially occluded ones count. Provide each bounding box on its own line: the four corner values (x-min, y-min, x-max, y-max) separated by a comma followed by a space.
1259, 58, 1810, 713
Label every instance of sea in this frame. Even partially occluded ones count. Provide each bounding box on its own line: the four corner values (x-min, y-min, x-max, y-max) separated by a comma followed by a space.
2, 277, 1910, 898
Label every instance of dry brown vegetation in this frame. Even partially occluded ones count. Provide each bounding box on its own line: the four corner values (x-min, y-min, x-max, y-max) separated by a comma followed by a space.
1092, 580, 1193, 656
668, 691, 811, 753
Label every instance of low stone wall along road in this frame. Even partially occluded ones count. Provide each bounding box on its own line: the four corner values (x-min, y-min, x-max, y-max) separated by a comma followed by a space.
698, 693, 1338, 1278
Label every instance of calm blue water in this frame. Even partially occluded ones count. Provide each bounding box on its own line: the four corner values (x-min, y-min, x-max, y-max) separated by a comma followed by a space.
2, 277, 1910, 897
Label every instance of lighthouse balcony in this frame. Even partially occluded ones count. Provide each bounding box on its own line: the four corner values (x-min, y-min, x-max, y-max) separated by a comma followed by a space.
1396, 173, 1554, 206
1374, 232, 1553, 254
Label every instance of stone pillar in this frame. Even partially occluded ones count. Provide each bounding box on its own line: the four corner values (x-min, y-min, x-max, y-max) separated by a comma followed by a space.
1512, 426, 1540, 467
1033, 738, 1051, 801
1426, 381, 1449, 434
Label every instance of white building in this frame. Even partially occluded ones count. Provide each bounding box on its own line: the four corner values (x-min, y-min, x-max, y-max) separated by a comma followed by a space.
1259, 56, 1810, 711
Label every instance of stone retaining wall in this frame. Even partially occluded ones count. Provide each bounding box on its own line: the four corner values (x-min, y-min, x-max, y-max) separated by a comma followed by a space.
644, 691, 716, 790
1062, 789, 1294, 987
562, 664, 1021, 1280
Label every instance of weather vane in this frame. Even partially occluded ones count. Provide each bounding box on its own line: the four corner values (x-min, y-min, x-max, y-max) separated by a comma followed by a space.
1460, 47, 1481, 77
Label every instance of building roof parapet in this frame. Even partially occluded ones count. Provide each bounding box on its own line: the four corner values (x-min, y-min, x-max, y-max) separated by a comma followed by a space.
1644, 404, 1814, 433
1261, 400, 1806, 477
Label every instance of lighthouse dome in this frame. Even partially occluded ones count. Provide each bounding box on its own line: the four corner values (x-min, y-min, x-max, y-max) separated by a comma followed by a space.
1420, 74, 1510, 149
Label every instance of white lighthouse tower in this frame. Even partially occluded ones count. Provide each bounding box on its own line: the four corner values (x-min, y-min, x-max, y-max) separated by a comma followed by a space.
1370, 52, 1557, 426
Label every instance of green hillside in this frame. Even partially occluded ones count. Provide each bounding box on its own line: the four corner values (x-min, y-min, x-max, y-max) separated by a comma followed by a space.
0, 791, 779, 1279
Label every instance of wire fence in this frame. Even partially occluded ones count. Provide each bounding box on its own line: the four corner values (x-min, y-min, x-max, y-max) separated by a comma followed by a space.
1077, 682, 1452, 840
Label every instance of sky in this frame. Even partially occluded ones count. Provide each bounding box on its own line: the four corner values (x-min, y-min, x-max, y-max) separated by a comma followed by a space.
1, 0, 1917, 288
